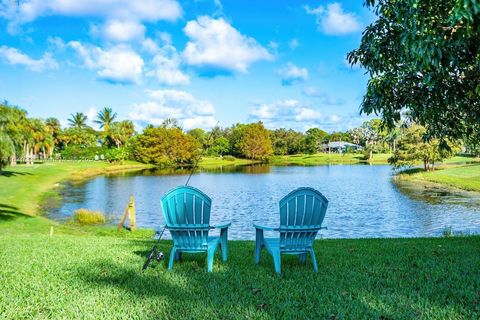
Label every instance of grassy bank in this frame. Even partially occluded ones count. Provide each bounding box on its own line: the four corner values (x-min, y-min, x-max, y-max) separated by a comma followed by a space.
395, 158, 480, 192
1, 162, 480, 318
271, 153, 391, 166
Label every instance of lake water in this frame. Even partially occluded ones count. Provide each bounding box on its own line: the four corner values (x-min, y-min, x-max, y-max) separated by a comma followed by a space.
46, 165, 480, 240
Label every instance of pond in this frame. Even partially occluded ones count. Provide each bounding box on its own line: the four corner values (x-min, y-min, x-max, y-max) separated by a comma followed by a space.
46, 165, 480, 240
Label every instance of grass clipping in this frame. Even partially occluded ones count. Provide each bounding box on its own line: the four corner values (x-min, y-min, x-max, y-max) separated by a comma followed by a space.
73, 208, 106, 225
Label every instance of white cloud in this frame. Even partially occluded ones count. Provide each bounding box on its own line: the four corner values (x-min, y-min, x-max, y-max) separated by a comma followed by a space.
182, 16, 273, 75
2, 0, 181, 36
142, 38, 189, 86
305, 2, 361, 35
129, 89, 217, 130
3, 0, 181, 24
0, 45, 58, 71
101, 19, 146, 42
303, 86, 346, 105
277, 62, 308, 86
249, 100, 325, 130
68, 41, 144, 84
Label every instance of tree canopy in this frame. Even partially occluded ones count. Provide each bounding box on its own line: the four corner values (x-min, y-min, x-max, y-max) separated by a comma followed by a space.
348, 0, 480, 141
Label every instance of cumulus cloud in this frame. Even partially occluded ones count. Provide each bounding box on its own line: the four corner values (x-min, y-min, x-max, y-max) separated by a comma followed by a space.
101, 19, 146, 42
249, 100, 325, 130
304, 2, 361, 35
1, 0, 181, 37
0, 45, 58, 71
68, 41, 144, 84
182, 16, 273, 76
277, 62, 308, 86
142, 38, 189, 86
303, 86, 346, 105
129, 89, 217, 130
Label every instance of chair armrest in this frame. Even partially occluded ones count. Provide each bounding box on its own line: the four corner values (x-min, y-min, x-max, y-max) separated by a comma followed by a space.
253, 222, 277, 231
212, 221, 231, 229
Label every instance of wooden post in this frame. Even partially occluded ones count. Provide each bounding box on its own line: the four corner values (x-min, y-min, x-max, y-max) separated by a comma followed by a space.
128, 194, 136, 231
118, 194, 136, 231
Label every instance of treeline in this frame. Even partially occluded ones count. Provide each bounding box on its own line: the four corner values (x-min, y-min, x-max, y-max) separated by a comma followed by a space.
1, 103, 478, 171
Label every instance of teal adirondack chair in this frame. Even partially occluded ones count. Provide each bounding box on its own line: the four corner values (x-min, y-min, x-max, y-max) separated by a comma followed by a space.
161, 186, 231, 272
254, 187, 328, 273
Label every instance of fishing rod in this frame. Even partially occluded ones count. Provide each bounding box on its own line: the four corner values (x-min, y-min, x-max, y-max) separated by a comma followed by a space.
142, 122, 220, 271
185, 121, 219, 186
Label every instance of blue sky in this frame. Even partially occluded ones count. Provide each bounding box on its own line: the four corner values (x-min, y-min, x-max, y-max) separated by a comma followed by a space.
0, 0, 376, 132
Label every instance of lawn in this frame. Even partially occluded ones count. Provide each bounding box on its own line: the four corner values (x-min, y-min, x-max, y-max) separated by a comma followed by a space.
1, 161, 480, 319
271, 153, 391, 166
396, 162, 480, 192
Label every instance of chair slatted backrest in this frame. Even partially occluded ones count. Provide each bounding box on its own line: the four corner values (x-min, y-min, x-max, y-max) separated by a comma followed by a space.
161, 186, 212, 250
279, 187, 328, 251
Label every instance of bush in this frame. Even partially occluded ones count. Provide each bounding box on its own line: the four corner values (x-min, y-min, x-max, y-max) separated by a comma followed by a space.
223, 155, 235, 161
61, 146, 107, 160
73, 209, 106, 225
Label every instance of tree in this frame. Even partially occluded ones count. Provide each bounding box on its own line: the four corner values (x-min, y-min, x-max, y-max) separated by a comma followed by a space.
303, 128, 328, 154
348, 0, 480, 141
187, 128, 206, 148
132, 126, 199, 166
95, 107, 117, 131
110, 120, 135, 148
389, 124, 460, 171
208, 137, 229, 156
68, 112, 88, 129
0, 107, 15, 171
234, 122, 273, 160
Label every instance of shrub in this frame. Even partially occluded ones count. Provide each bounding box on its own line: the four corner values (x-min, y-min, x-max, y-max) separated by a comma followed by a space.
73, 209, 106, 225
223, 155, 235, 161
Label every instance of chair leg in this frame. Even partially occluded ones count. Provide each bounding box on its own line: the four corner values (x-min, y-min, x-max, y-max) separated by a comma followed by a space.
168, 247, 177, 270
299, 253, 306, 263
272, 251, 281, 274
255, 229, 264, 264
207, 247, 216, 272
309, 248, 318, 272
175, 251, 182, 261
220, 228, 228, 262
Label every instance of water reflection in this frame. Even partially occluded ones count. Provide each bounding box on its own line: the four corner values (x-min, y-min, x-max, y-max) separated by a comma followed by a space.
46, 165, 480, 240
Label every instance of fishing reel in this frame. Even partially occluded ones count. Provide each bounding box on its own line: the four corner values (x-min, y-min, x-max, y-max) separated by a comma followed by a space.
142, 227, 167, 271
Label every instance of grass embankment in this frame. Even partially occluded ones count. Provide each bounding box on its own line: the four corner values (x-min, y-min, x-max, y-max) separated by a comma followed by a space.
396, 157, 480, 192
271, 153, 391, 166
1, 162, 480, 318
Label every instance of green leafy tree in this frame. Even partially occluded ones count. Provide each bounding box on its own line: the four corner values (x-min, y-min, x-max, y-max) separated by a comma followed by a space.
95, 107, 117, 131
68, 112, 88, 129
303, 128, 328, 154
348, 0, 480, 141
208, 137, 229, 156
234, 122, 273, 160
110, 120, 135, 148
187, 128, 206, 148
132, 126, 199, 166
390, 124, 460, 171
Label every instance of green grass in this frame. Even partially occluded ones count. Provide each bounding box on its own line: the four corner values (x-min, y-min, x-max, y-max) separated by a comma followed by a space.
73, 208, 106, 225
271, 153, 392, 166
2, 161, 480, 318
397, 163, 480, 192
1, 231, 479, 319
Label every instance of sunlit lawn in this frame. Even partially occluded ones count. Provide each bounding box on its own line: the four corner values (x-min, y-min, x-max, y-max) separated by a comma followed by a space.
271, 152, 391, 165
1, 161, 480, 319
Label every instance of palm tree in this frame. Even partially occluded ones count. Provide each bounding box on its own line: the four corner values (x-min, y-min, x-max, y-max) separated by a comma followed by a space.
68, 112, 88, 129
95, 107, 117, 132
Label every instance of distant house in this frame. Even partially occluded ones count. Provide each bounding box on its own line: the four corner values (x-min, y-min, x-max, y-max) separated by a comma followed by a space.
325, 141, 363, 153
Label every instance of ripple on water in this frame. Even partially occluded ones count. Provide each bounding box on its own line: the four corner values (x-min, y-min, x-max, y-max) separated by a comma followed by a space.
45, 165, 480, 240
